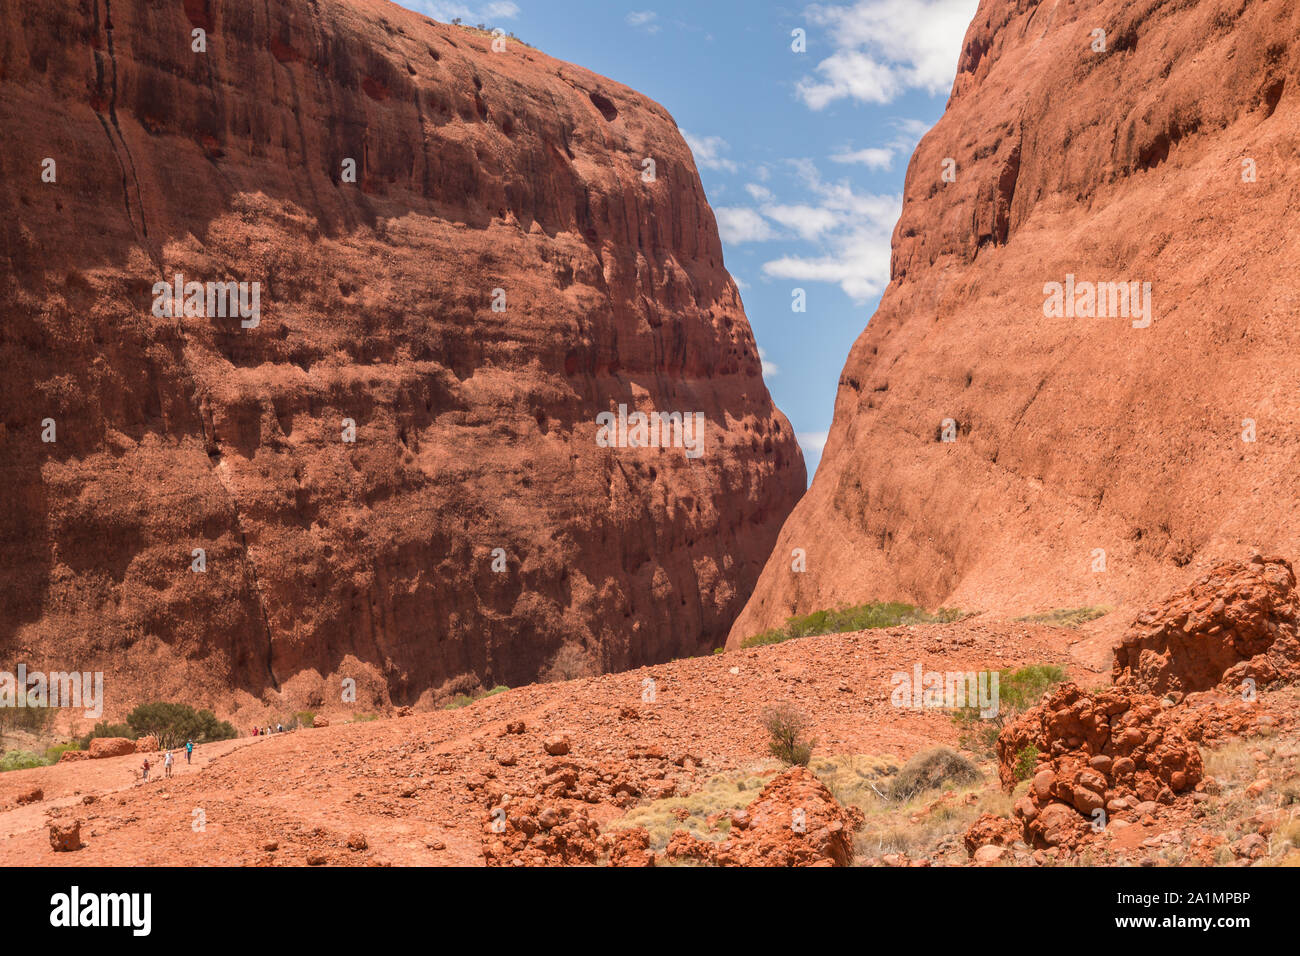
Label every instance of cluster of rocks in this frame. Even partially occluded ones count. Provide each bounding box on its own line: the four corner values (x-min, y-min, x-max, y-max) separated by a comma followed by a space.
1115, 556, 1300, 696
996, 682, 1205, 849
968, 556, 1300, 858
480, 797, 601, 866
660, 767, 864, 867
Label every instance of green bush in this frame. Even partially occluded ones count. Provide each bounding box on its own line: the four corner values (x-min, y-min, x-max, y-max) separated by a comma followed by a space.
889, 747, 980, 801
125, 703, 237, 750
763, 706, 815, 766
442, 686, 510, 710
0, 749, 49, 772
45, 741, 80, 762
741, 602, 964, 648
1013, 745, 1040, 784
952, 663, 1067, 756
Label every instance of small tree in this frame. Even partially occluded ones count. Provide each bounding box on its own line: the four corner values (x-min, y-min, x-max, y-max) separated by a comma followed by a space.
763, 706, 814, 766
126, 702, 236, 750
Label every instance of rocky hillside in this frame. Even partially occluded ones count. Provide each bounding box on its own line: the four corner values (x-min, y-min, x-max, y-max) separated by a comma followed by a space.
0, 0, 803, 714
730, 0, 1300, 645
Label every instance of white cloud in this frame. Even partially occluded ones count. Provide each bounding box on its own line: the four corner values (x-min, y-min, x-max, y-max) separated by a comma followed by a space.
626, 10, 661, 33
412, 1, 521, 22
760, 204, 839, 240
796, 0, 978, 109
715, 207, 777, 244
745, 183, 774, 201
759, 347, 779, 377
683, 130, 739, 173
829, 146, 894, 169
758, 161, 901, 302
797, 431, 830, 455
830, 118, 933, 171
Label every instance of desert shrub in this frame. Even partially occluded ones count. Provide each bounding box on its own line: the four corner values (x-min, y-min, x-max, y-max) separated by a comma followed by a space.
953, 663, 1067, 756
540, 642, 597, 682
1013, 745, 1040, 784
1015, 607, 1110, 628
741, 602, 964, 648
889, 747, 980, 801
125, 703, 236, 750
443, 686, 509, 710
763, 706, 814, 766
0, 749, 49, 772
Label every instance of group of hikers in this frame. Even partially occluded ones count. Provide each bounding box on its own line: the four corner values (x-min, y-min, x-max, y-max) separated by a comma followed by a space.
140, 739, 194, 782
137, 723, 289, 780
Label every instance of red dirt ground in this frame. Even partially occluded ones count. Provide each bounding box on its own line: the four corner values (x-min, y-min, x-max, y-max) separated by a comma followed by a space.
0, 617, 1108, 866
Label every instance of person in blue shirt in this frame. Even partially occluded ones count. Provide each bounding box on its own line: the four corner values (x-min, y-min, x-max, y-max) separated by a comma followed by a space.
185, 739, 194, 764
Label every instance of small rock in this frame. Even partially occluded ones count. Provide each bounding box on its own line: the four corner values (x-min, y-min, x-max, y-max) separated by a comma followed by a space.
49, 820, 82, 852
973, 844, 1007, 864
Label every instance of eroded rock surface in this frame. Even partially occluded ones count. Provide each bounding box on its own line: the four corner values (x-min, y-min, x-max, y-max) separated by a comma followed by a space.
1114, 556, 1300, 695
0, 0, 802, 714
730, 0, 1300, 643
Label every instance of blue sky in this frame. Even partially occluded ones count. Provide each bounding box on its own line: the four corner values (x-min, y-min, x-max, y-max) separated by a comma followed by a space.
399, 0, 979, 477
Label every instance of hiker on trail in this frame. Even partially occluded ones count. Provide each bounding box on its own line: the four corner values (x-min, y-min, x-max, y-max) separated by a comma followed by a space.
164, 750, 174, 779
141, 757, 150, 782
276, 723, 283, 734
185, 740, 194, 764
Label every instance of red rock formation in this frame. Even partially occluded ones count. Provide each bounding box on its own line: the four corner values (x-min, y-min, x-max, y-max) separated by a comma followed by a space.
730, 0, 1300, 643
662, 766, 863, 866
88, 737, 137, 759
0, 0, 802, 715
995, 682, 1202, 849
1114, 555, 1300, 695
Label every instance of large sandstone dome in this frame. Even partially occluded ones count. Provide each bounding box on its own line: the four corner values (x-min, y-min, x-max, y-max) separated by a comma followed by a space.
731, 0, 1300, 645
0, 0, 804, 713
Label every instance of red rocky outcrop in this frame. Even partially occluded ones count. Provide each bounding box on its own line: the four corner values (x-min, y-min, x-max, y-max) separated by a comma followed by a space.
480, 798, 600, 867
663, 766, 863, 867
1114, 556, 1300, 696
995, 683, 1202, 849
730, 0, 1300, 643
0, 0, 802, 715
88, 737, 138, 759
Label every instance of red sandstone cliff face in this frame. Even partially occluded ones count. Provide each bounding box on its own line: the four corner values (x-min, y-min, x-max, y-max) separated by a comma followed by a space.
0, 0, 803, 715
730, 0, 1300, 645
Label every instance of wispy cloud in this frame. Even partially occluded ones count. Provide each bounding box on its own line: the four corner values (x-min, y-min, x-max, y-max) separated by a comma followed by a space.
716, 207, 777, 244
829, 146, 894, 169
797, 431, 829, 455
683, 130, 739, 173
758, 160, 900, 302
829, 118, 932, 170
626, 10, 661, 32
759, 347, 779, 377
411, 1, 521, 22
796, 0, 977, 109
